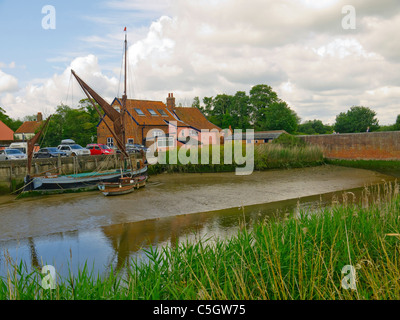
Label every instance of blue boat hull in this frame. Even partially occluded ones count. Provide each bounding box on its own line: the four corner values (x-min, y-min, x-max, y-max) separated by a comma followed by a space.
23, 167, 148, 193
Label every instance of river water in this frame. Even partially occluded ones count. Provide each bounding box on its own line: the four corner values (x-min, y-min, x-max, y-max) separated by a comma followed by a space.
0, 165, 396, 277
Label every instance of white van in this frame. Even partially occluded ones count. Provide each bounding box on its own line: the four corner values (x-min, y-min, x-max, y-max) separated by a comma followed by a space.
9, 142, 27, 154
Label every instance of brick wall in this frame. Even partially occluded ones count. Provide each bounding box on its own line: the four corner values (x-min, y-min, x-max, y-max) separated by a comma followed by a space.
299, 131, 400, 160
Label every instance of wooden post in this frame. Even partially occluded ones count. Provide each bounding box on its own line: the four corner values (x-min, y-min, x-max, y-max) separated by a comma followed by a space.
58, 155, 62, 175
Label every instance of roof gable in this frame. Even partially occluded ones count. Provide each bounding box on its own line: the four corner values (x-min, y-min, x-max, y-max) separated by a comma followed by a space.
15, 121, 43, 134
0, 120, 14, 140
173, 107, 221, 131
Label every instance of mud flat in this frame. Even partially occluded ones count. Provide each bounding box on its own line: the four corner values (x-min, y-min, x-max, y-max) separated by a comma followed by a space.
0, 165, 394, 241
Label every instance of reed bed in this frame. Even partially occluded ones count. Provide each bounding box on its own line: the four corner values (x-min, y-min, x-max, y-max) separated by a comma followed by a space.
148, 143, 324, 175
1, 181, 400, 300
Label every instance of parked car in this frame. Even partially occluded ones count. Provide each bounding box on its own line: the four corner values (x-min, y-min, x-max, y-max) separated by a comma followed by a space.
86, 143, 115, 156
57, 140, 91, 157
0, 149, 28, 161
33, 147, 68, 158
126, 143, 149, 154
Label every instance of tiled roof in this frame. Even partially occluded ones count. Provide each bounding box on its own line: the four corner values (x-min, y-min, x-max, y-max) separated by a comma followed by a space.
0, 120, 14, 140
173, 107, 221, 131
112, 98, 188, 127
15, 121, 43, 134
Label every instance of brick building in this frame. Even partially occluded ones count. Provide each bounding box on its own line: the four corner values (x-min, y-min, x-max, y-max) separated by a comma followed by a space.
97, 93, 222, 150
14, 112, 43, 140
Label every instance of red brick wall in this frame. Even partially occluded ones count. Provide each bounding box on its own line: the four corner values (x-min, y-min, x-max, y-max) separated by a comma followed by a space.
97, 117, 170, 146
299, 131, 400, 160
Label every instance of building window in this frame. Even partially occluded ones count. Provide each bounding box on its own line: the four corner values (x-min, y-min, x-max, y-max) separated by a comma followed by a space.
134, 108, 145, 116
189, 129, 198, 136
148, 109, 157, 116
107, 137, 114, 147
127, 138, 134, 144
157, 137, 175, 148
153, 130, 164, 138
158, 109, 168, 116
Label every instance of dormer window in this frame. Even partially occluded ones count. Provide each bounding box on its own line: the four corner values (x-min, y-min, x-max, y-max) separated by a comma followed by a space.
158, 109, 168, 116
148, 109, 157, 116
153, 130, 164, 138
134, 108, 145, 116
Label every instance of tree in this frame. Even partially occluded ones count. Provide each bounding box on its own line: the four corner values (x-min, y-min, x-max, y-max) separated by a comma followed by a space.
195, 84, 298, 132
394, 115, 400, 131
231, 91, 252, 129
192, 97, 201, 110
334, 106, 379, 133
249, 84, 279, 128
298, 119, 332, 135
202, 97, 213, 117
0, 107, 23, 132
41, 100, 101, 147
261, 101, 299, 134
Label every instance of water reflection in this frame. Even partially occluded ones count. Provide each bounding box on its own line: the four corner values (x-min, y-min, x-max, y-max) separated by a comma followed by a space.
0, 177, 398, 278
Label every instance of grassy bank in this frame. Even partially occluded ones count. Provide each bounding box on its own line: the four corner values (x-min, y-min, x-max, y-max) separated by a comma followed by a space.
326, 159, 400, 178
148, 143, 324, 175
326, 159, 400, 171
2, 181, 400, 300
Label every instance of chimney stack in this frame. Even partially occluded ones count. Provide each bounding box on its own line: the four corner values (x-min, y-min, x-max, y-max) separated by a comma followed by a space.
166, 92, 176, 111
37, 112, 43, 122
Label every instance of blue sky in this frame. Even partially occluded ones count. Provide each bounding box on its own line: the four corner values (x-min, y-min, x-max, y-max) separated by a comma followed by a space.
0, 0, 161, 85
0, 0, 399, 125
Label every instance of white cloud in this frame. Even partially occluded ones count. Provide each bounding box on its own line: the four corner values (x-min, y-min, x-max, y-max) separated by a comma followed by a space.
0, 69, 18, 94
1, 55, 118, 119
2, 0, 400, 125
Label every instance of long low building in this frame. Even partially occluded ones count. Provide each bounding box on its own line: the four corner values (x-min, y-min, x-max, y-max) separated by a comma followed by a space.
226, 130, 287, 144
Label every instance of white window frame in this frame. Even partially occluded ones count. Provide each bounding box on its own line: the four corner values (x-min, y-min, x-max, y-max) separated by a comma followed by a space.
157, 137, 175, 148
107, 137, 114, 147
153, 130, 164, 138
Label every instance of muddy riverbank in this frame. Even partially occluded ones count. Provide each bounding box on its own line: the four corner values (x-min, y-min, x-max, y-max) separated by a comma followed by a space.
0, 165, 394, 242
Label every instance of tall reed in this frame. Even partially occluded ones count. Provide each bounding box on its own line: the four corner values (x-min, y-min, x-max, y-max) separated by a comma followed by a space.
148, 143, 324, 175
1, 181, 399, 300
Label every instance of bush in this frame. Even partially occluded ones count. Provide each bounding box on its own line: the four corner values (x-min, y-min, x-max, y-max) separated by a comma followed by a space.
272, 133, 307, 148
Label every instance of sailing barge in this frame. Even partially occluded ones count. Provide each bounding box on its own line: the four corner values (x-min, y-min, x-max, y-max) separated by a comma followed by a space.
22, 28, 148, 196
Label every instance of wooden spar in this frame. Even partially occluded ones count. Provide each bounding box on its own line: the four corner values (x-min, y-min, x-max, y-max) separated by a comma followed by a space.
121, 29, 128, 147
27, 115, 52, 176
71, 69, 129, 158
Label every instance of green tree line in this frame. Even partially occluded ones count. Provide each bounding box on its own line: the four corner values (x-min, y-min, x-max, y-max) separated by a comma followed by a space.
39, 99, 102, 147
193, 84, 400, 135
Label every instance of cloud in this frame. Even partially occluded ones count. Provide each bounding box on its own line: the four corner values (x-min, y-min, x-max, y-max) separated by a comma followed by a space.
2, 0, 400, 126
0, 69, 18, 94
1, 55, 118, 119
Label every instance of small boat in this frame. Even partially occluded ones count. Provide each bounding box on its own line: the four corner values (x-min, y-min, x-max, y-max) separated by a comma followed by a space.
98, 175, 147, 196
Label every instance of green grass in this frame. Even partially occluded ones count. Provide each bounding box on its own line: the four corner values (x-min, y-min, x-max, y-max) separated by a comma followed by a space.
326, 159, 400, 178
326, 159, 400, 171
2, 181, 400, 300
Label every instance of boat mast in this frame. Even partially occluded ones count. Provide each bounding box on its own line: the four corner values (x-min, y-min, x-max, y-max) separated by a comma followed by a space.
121, 27, 128, 148
26, 115, 52, 176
